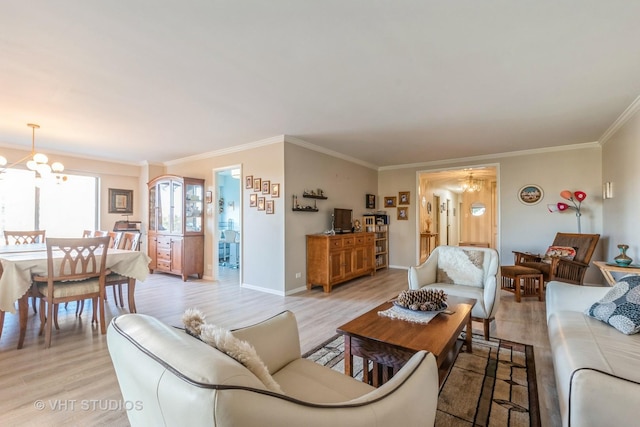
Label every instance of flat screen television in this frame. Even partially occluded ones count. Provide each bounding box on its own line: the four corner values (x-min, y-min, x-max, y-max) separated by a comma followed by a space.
333, 208, 353, 233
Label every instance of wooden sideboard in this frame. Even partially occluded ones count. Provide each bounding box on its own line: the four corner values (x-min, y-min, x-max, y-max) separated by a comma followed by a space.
306, 232, 375, 293
419, 232, 439, 263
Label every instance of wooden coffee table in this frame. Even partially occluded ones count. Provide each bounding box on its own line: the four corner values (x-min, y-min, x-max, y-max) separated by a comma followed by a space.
336, 295, 476, 387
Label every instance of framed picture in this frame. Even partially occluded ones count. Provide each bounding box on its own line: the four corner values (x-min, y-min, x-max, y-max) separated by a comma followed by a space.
398, 191, 410, 205
249, 193, 257, 207
205, 191, 212, 204
266, 200, 274, 214
253, 178, 261, 192
262, 180, 270, 194
384, 196, 397, 208
108, 188, 133, 214
257, 197, 265, 211
245, 175, 253, 189
397, 206, 408, 220
366, 194, 376, 209
271, 183, 280, 198
427, 201, 432, 213
518, 184, 544, 205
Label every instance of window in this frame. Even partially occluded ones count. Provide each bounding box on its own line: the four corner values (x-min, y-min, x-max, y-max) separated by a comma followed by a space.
0, 169, 98, 243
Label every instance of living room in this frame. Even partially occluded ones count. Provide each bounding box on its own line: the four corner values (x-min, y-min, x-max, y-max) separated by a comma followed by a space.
2, 2, 640, 426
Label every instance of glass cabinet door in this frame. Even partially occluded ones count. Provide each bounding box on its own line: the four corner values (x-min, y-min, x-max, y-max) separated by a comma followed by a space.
171, 180, 183, 233
158, 181, 171, 232
185, 182, 203, 233
148, 185, 156, 231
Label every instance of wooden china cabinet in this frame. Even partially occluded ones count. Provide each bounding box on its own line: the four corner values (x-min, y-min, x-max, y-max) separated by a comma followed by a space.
148, 174, 205, 281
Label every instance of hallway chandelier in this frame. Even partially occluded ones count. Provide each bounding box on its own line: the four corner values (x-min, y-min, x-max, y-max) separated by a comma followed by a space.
0, 124, 66, 183
461, 173, 483, 193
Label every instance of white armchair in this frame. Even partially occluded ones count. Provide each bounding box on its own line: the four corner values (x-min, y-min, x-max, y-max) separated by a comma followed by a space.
408, 245, 500, 340
107, 310, 439, 427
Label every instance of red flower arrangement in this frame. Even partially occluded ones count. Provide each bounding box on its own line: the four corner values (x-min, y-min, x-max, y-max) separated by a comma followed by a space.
547, 190, 586, 233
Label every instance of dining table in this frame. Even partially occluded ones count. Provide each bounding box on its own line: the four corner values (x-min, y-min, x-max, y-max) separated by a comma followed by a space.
0, 243, 151, 349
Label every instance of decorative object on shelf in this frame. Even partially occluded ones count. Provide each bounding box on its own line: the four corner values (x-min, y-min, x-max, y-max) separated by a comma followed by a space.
424, 217, 432, 233
205, 191, 212, 204
245, 175, 253, 189
109, 188, 134, 214
615, 244, 633, 266
257, 197, 265, 211
250, 193, 257, 207
548, 190, 587, 233
253, 178, 261, 192
461, 173, 484, 193
397, 206, 408, 220
262, 180, 270, 194
292, 194, 319, 211
0, 123, 67, 184
271, 183, 280, 198
398, 191, 410, 205
518, 184, 543, 205
366, 194, 376, 209
302, 189, 327, 199
384, 196, 396, 207
266, 200, 274, 214
353, 219, 361, 232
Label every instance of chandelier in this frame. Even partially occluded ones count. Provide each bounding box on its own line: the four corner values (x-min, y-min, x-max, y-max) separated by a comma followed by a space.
461, 173, 484, 193
0, 124, 66, 183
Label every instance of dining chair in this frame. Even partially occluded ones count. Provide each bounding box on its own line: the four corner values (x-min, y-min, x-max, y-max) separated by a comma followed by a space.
82, 230, 92, 238
32, 236, 111, 348
93, 230, 109, 237
3, 230, 46, 314
4, 229, 46, 245
108, 231, 123, 250
106, 232, 141, 308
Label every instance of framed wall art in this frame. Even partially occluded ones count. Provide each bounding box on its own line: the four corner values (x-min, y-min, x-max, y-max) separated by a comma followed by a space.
366, 194, 376, 209
249, 193, 257, 207
384, 196, 397, 208
262, 180, 270, 194
257, 197, 265, 211
245, 175, 253, 189
108, 188, 133, 214
253, 178, 261, 192
518, 184, 544, 205
397, 206, 408, 220
271, 183, 280, 198
266, 200, 274, 214
398, 191, 410, 205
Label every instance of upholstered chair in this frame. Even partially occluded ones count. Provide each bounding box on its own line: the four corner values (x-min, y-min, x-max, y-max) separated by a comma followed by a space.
408, 245, 500, 340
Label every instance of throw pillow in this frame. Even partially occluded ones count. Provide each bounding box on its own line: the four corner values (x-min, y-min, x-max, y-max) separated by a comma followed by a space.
542, 246, 576, 264
182, 308, 283, 393
436, 247, 485, 287
585, 276, 640, 335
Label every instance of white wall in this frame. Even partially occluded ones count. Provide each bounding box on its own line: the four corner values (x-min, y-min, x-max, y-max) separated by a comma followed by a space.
602, 106, 640, 264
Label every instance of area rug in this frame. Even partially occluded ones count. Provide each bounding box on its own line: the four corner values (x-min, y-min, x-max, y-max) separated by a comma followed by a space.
302, 334, 540, 427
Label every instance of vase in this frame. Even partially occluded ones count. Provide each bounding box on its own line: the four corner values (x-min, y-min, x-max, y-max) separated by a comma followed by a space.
614, 244, 633, 266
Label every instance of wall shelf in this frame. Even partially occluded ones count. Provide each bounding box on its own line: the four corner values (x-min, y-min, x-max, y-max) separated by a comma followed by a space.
292, 207, 319, 212
302, 194, 327, 200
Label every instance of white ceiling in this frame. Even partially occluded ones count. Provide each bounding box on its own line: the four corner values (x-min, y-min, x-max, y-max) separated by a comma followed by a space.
2, 1, 640, 168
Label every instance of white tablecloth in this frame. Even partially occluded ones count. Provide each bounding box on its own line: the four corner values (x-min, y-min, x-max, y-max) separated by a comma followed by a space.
0, 248, 151, 313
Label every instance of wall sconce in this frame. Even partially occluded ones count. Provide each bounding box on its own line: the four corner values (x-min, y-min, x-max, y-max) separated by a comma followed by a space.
603, 182, 614, 199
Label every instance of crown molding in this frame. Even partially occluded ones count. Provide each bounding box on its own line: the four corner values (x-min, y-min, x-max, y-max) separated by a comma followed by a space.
284, 136, 378, 170
379, 141, 601, 171
599, 94, 640, 145
164, 135, 285, 165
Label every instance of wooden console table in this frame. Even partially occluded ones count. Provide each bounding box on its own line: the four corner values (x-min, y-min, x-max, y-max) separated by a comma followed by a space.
419, 232, 439, 263
594, 261, 640, 286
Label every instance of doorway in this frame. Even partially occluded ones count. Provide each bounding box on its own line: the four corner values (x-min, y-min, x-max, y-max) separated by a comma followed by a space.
214, 167, 242, 282
417, 165, 498, 259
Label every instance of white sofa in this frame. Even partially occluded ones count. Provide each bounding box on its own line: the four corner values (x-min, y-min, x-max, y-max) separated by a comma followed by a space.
107, 310, 439, 427
408, 245, 500, 339
546, 281, 640, 427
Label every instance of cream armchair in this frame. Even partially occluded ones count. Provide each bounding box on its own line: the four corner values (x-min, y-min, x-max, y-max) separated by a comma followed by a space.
107, 310, 439, 427
408, 245, 500, 340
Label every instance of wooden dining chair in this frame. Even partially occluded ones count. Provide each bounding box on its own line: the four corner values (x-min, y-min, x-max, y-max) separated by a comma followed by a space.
108, 231, 122, 250
32, 236, 111, 348
4, 230, 46, 314
4, 230, 46, 245
106, 232, 141, 308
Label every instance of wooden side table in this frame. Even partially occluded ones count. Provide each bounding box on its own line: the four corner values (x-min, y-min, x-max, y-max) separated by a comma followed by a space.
594, 261, 640, 286
500, 265, 544, 302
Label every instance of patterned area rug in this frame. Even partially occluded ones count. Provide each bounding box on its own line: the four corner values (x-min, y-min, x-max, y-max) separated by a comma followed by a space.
302, 334, 540, 427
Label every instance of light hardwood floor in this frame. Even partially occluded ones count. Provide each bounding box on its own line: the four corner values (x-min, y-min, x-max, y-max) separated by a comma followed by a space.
0, 267, 560, 426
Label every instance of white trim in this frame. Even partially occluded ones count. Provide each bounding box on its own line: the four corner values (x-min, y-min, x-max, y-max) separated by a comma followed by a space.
599, 94, 640, 145
241, 282, 285, 296
285, 285, 308, 295
165, 135, 286, 165
284, 136, 378, 170
379, 142, 600, 171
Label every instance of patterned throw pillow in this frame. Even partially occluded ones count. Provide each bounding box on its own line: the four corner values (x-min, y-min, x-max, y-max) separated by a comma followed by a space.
542, 245, 576, 264
585, 276, 640, 335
